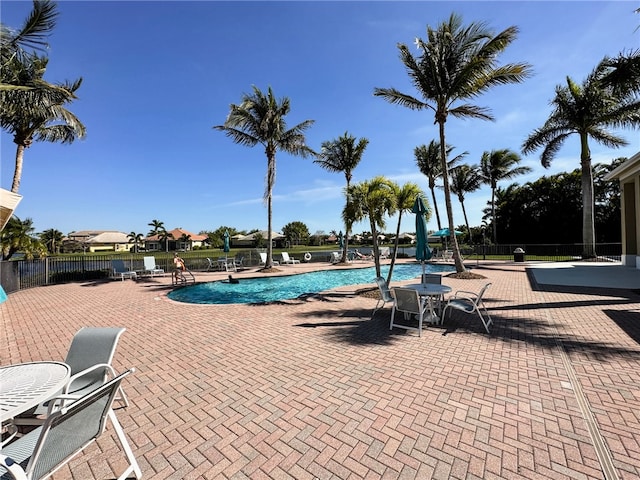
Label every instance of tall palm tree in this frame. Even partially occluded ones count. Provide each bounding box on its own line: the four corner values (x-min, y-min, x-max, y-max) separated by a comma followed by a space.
415, 141, 467, 231
39, 227, 63, 254
479, 149, 531, 244
387, 182, 425, 284
1, 0, 58, 88
1, 55, 85, 193
127, 232, 143, 253
214, 86, 315, 269
315, 132, 369, 263
344, 177, 396, 278
449, 164, 482, 242
414, 142, 444, 230
1, 216, 46, 260
522, 59, 640, 258
147, 219, 169, 252
374, 13, 532, 273
599, 49, 640, 96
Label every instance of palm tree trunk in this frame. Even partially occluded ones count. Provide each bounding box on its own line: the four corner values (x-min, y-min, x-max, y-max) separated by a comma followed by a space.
491, 187, 497, 244
342, 180, 350, 263
580, 134, 596, 258
370, 219, 381, 278
265, 149, 275, 268
386, 212, 403, 285
429, 183, 442, 230
11, 144, 26, 193
437, 120, 465, 273
461, 200, 471, 243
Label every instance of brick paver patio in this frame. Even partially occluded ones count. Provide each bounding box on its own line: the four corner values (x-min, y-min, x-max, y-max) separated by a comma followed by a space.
1, 261, 639, 479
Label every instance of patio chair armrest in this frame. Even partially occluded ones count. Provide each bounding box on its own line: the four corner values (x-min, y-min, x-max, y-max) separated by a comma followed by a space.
45, 393, 88, 415
451, 290, 478, 300
65, 363, 118, 393
1, 453, 28, 480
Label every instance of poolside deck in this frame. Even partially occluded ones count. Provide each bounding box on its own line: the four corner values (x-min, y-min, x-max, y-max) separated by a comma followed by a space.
1, 260, 639, 479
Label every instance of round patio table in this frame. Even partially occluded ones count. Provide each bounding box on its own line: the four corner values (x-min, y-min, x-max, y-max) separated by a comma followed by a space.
405, 283, 452, 324
0, 361, 71, 423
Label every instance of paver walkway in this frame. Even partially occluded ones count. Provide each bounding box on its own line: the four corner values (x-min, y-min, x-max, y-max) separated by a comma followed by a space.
1, 261, 639, 479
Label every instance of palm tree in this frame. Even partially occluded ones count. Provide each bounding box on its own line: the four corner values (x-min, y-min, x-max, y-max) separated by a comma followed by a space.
479, 149, 531, 244
415, 141, 467, 231
39, 227, 63, 254
178, 233, 191, 251
214, 86, 315, 269
147, 219, 169, 252
387, 182, 424, 284
1, 0, 58, 88
1, 55, 85, 193
1, 216, 46, 260
315, 132, 369, 263
449, 164, 482, 243
522, 59, 640, 258
374, 13, 532, 273
414, 142, 444, 230
127, 232, 143, 253
344, 177, 396, 278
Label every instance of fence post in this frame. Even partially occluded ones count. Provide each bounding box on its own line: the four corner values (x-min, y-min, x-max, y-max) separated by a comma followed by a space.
45, 257, 50, 286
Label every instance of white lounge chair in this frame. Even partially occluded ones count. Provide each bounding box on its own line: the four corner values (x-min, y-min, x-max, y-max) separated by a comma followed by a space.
280, 252, 300, 264
442, 283, 493, 333
143, 256, 165, 277
111, 259, 137, 281
259, 252, 279, 266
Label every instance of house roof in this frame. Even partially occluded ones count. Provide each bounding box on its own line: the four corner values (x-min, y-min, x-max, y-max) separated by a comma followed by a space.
604, 151, 640, 182
85, 231, 131, 244
146, 228, 207, 242
233, 231, 284, 240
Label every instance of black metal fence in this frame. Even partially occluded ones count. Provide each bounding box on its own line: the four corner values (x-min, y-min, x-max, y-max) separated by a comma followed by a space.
0, 243, 622, 294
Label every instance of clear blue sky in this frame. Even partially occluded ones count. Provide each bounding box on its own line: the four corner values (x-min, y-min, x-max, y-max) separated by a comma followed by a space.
2, 1, 639, 238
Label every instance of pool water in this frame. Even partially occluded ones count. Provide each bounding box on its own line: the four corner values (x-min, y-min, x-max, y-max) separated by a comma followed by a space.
168, 263, 455, 305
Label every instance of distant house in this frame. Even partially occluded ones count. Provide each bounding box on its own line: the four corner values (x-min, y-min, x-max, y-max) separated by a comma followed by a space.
605, 151, 640, 269
145, 228, 208, 252
232, 231, 286, 248
66, 231, 133, 253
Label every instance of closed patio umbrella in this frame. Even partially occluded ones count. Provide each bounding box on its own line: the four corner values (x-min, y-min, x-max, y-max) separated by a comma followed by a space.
412, 196, 431, 277
338, 231, 344, 249
223, 230, 230, 260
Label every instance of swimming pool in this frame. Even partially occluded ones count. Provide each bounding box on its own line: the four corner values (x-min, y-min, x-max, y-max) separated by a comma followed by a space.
168, 263, 455, 305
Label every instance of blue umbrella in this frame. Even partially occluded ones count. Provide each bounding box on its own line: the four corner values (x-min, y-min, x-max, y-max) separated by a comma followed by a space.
432, 228, 462, 237
412, 196, 431, 276
432, 228, 462, 250
338, 231, 344, 250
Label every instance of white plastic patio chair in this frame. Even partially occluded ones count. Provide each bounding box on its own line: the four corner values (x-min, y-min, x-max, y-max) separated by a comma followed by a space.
390, 287, 429, 336
259, 252, 279, 266
280, 252, 300, 264
0, 370, 142, 480
441, 283, 493, 333
143, 256, 165, 277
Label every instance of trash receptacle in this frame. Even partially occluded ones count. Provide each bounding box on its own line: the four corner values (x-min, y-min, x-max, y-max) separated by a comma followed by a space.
514, 247, 525, 262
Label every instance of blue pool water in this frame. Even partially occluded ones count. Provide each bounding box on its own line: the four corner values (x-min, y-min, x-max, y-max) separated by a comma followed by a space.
168, 263, 454, 305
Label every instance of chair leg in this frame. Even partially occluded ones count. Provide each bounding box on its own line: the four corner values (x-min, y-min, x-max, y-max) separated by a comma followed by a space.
108, 410, 143, 480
